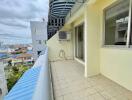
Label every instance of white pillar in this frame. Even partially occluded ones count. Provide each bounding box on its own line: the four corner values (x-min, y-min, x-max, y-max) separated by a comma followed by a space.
126, 0, 131, 47
84, 6, 88, 77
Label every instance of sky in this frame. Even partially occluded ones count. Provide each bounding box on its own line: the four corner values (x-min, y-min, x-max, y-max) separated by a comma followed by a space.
0, 0, 49, 45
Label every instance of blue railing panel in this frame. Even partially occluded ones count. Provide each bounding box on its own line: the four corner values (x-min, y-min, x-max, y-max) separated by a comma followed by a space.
4, 47, 50, 100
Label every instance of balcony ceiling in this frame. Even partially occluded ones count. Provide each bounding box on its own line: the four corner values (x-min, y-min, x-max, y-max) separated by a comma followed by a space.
49, 0, 75, 17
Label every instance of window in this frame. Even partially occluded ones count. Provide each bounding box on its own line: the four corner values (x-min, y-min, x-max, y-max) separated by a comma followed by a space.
51, 19, 54, 26
75, 24, 84, 61
104, 0, 132, 46
0, 88, 2, 94
38, 40, 42, 44
37, 51, 42, 56
55, 19, 57, 26
62, 18, 64, 25
58, 19, 61, 26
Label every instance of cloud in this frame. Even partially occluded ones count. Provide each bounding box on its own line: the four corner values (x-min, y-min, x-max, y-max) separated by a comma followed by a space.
0, 19, 29, 28
0, 0, 49, 20
0, 33, 30, 39
0, 0, 49, 44
0, 23, 31, 38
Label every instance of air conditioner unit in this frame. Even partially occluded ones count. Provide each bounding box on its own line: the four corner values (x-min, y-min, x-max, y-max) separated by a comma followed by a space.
58, 31, 71, 41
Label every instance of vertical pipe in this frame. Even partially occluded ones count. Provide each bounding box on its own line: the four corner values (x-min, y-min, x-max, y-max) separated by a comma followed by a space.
126, 0, 132, 47
84, 6, 88, 77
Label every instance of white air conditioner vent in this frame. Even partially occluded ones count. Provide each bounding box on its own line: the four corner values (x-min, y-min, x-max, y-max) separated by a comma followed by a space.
58, 31, 71, 41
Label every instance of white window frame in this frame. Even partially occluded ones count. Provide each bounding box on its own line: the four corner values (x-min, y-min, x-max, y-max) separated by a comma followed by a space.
103, 0, 132, 48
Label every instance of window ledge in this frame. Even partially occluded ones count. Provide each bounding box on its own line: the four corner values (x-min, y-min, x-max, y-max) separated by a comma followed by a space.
101, 45, 132, 50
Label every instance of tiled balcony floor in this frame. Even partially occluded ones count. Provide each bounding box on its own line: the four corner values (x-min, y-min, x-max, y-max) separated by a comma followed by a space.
51, 60, 132, 100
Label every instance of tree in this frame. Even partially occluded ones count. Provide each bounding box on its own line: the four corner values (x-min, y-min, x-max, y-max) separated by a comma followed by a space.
6, 64, 29, 91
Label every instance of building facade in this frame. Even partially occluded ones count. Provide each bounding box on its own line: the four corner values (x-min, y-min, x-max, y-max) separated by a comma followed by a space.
47, 0, 75, 39
0, 62, 8, 100
30, 21, 47, 60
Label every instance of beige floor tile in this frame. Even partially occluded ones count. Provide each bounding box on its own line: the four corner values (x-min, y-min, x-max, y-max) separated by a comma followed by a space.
55, 96, 64, 100
63, 94, 73, 100
114, 95, 129, 100
85, 87, 97, 95
87, 93, 105, 100
99, 91, 113, 99
51, 60, 132, 100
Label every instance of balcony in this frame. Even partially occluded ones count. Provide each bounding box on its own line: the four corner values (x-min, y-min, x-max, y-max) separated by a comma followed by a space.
4, 47, 132, 100
51, 60, 132, 100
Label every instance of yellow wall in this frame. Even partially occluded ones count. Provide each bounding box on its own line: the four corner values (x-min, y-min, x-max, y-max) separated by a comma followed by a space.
85, 0, 132, 91
47, 0, 132, 91
95, 0, 132, 91
85, 2, 101, 76
47, 32, 74, 61
100, 48, 132, 91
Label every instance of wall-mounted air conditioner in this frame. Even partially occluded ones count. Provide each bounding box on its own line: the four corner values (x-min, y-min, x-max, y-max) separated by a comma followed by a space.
58, 31, 71, 41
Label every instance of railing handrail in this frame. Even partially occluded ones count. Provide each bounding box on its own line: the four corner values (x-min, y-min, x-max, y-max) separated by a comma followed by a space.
32, 47, 51, 100
65, 0, 87, 22
4, 47, 53, 100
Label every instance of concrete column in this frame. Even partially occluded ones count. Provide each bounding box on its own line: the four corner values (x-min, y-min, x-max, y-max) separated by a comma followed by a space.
84, 6, 88, 77
84, 2, 100, 77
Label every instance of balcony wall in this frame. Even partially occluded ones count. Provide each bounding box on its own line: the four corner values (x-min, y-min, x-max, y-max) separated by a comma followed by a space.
47, 32, 74, 61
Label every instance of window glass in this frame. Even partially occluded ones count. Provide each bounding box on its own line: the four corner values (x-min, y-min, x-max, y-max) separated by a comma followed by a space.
52, 20, 54, 25
37, 51, 42, 56
105, 0, 129, 45
55, 19, 57, 26
38, 40, 42, 44
75, 24, 84, 61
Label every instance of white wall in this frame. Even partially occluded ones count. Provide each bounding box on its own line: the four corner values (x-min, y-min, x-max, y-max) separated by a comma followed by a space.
47, 32, 74, 61
30, 21, 47, 60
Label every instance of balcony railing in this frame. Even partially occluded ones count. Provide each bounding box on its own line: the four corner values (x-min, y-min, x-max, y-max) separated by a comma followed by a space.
65, 0, 87, 22
4, 47, 54, 100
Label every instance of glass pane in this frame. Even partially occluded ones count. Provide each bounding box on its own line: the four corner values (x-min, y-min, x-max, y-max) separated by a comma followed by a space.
75, 24, 84, 61
105, 0, 129, 45
75, 27, 78, 58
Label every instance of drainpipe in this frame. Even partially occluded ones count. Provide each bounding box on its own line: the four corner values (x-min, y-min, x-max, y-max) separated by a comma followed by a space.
84, 6, 88, 78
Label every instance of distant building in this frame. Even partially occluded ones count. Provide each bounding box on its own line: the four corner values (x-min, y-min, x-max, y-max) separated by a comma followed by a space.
0, 62, 8, 99
30, 21, 47, 60
47, 0, 75, 39
16, 53, 32, 62
0, 53, 9, 60
0, 42, 9, 53
0, 41, 3, 48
